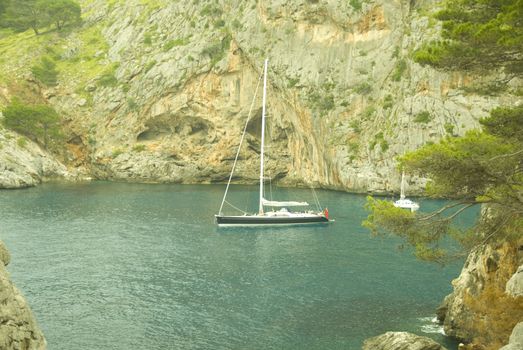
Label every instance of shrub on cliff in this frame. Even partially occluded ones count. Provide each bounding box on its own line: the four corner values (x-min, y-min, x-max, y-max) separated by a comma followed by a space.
1, 98, 63, 149
31, 55, 58, 86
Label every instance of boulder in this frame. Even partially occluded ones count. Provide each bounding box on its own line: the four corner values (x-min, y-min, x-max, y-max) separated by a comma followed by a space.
362, 332, 447, 350
506, 265, 523, 297
499, 322, 523, 350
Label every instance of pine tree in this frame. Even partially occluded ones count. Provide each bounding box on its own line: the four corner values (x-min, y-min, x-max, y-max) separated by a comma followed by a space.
413, 0, 523, 74
364, 106, 523, 263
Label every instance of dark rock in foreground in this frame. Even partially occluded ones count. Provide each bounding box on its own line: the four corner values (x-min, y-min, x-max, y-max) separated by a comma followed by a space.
362, 332, 447, 350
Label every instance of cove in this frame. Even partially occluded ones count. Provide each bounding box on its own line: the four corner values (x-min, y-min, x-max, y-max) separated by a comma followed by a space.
0, 182, 472, 349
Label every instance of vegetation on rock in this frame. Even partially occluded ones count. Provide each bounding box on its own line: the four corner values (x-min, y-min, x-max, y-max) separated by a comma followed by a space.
2, 97, 63, 149
413, 0, 523, 74
0, 0, 81, 35
364, 105, 523, 263
31, 55, 58, 86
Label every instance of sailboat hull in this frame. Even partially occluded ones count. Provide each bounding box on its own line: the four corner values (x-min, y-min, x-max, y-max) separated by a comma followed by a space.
215, 214, 329, 227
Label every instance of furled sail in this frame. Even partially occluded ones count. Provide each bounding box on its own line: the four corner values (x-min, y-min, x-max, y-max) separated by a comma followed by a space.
261, 198, 309, 207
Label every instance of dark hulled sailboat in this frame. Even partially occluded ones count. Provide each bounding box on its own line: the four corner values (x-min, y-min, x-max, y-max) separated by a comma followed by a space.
215, 59, 331, 227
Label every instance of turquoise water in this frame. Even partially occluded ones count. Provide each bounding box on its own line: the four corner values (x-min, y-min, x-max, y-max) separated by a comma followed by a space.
0, 182, 471, 349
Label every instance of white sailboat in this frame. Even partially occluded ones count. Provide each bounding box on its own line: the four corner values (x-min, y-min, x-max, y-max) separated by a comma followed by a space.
215, 59, 330, 227
393, 171, 420, 212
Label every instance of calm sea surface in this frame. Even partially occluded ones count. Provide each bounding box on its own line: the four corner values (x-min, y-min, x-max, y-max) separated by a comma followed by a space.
0, 182, 475, 349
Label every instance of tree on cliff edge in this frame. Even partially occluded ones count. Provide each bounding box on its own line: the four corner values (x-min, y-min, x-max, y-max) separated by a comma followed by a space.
364, 105, 523, 263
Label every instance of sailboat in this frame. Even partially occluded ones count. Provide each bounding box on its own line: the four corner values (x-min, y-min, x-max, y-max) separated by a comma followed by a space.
215, 59, 330, 227
393, 171, 420, 212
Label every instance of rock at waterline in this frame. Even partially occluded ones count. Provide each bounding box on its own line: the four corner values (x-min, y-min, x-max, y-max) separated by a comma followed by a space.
506, 265, 523, 297
499, 322, 523, 350
0, 240, 46, 350
362, 331, 447, 350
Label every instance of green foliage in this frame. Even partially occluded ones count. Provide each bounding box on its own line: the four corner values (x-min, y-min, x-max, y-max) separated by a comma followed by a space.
391, 46, 400, 59
364, 105, 523, 262
111, 149, 123, 158
369, 131, 386, 151
17, 136, 27, 148
163, 38, 189, 52
461, 81, 508, 96
144, 60, 156, 73
391, 59, 407, 81
308, 90, 335, 115
348, 141, 359, 153
1, 0, 47, 34
44, 0, 81, 30
401, 131, 517, 199
201, 33, 231, 66
231, 19, 242, 30
361, 106, 376, 119
363, 198, 448, 263
127, 98, 138, 111
480, 105, 523, 142
0, 0, 7, 17
97, 73, 117, 87
354, 82, 372, 95
214, 18, 225, 28
444, 122, 455, 135
1, 0, 81, 34
2, 98, 63, 149
132, 144, 146, 152
31, 55, 58, 86
349, 0, 362, 11
412, 0, 523, 74
96, 62, 120, 87
143, 33, 152, 45
200, 4, 222, 16
380, 140, 389, 152
287, 77, 299, 88
382, 95, 393, 109
349, 120, 361, 133
413, 111, 432, 123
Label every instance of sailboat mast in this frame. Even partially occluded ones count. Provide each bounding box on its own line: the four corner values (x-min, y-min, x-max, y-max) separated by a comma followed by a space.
259, 58, 268, 215
400, 171, 405, 200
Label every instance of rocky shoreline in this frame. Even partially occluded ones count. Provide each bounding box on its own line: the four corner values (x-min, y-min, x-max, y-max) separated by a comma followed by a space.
0, 241, 46, 350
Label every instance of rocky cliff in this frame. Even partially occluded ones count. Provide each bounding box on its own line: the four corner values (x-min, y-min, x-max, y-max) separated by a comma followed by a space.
437, 239, 523, 349
0, 0, 521, 191
0, 127, 74, 189
0, 241, 46, 349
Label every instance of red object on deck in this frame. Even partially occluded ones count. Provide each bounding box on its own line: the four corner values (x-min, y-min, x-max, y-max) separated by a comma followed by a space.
324, 208, 329, 219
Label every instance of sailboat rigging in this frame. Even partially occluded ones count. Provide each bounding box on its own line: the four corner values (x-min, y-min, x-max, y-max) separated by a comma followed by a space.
215, 59, 331, 227
393, 171, 420, 212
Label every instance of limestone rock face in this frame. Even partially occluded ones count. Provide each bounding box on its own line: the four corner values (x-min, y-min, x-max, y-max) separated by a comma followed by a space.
437, 241, 523, 348
506, 265, 523, 297
0, 241, 46, 350
5, 0, 514, 193
499, 322, 523, 350
0, 129, 72, 189
362, 331, 447, 350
